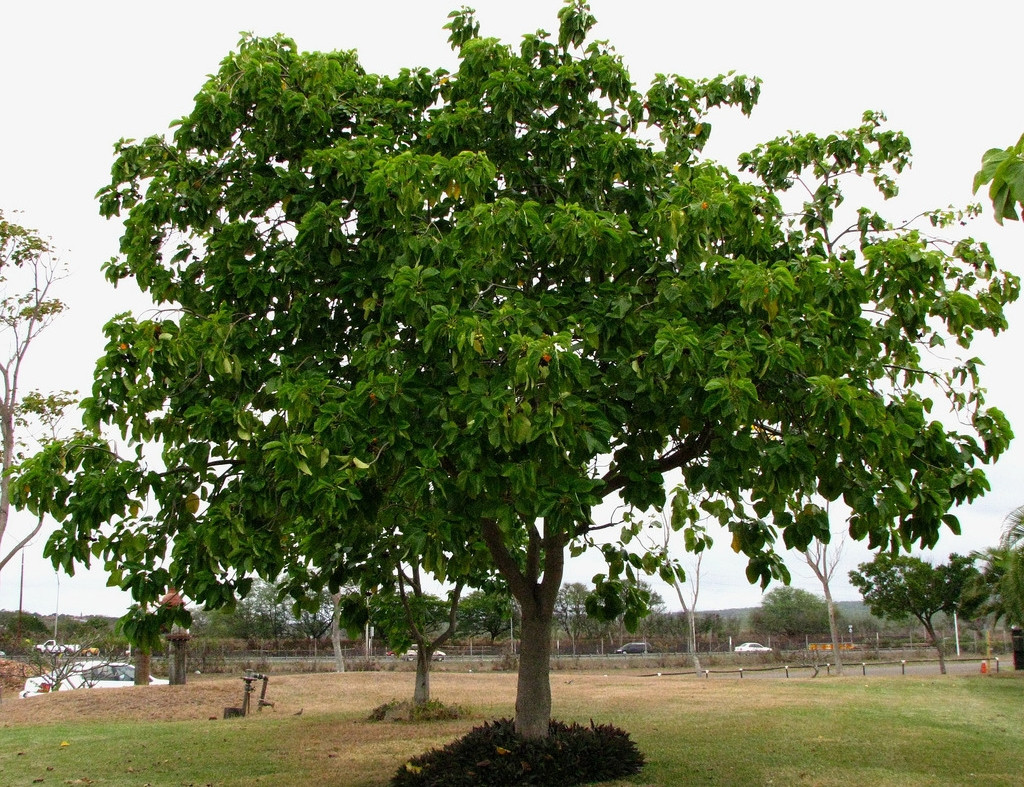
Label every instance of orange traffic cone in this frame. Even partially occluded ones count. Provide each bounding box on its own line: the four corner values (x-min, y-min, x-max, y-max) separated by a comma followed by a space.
981, 660, 988, 674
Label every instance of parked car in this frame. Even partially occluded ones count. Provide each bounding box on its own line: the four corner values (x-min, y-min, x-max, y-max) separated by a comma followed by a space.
400, 646, 446, 662
615, 642, 653, 654
734, 642, 772, 653
20, 661, 168, 698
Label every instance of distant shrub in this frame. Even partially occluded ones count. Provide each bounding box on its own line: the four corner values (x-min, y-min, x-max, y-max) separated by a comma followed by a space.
391, 718, 644, 786
348, 659, 382, 672
491, 654, 518, 672
369, 699, 466, 723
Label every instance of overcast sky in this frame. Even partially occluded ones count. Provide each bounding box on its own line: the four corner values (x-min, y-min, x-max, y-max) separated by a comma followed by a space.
2, 1, 1023, 621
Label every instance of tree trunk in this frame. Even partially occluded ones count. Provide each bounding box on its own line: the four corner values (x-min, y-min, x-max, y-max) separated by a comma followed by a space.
823, 584, 843, 675
480, 518, 563, 740
413, 650, 431, 706
330, 593, 345, 673
134, 649, 151, 686
515, 603, 553, 739
924, 621, 946, 674
686, 608, 702, 675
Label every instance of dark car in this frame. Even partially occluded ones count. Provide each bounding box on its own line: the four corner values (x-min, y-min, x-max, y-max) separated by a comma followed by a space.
615, 642, 653, 654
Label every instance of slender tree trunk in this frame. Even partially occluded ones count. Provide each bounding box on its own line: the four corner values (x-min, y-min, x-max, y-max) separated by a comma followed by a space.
413, 650, 430, 705
0, 407, 14, 567
515, 601, 553, 739
330, 593, 345, 673
804, 534, 845, 675
686, 608, 702, 675
823, 584, 843, 675
924, 620, 946, 674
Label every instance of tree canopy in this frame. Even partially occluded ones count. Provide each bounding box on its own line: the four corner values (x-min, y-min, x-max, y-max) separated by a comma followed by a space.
15, 1, 1018, 737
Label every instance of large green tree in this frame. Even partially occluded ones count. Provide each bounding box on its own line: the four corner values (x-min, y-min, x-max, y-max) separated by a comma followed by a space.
15, 2, 1017, 738
849, 553, 981, 674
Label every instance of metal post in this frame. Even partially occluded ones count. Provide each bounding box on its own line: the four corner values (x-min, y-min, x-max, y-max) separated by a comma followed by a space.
901, 660, 906, 675
241, 677, 253, 716
738, 668, 743, 679
53, 573, 60, 639
861, 662, 866, 676
258, 675, 272, 711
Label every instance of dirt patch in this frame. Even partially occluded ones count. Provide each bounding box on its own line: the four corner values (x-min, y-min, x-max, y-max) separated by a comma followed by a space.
0, 674, 286, 725
0, 658, 40, 697
0, 671, 497, 727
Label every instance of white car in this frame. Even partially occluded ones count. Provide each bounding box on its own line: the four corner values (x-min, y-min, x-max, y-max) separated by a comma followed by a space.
734, 642, 772, 653
400, 646, 446, 662
20, 661, 168, 698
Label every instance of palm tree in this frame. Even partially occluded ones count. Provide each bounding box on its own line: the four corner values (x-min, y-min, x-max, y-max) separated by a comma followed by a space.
987, 507, 1024, 627
1001, 505, 1024, 550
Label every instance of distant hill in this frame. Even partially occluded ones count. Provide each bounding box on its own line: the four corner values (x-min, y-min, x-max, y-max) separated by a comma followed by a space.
701, 600, 875, 625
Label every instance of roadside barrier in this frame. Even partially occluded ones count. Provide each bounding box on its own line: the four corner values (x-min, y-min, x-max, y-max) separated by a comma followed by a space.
648, 657, 998, 680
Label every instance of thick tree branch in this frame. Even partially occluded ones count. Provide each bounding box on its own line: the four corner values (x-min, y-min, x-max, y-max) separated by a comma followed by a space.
481, 517, 530, 603
599, 427, 712, 498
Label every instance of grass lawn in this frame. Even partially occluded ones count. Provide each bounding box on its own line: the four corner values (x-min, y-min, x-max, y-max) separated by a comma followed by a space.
1, 669, 1021, 786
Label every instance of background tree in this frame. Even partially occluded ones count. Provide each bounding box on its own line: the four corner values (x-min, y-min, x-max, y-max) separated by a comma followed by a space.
554, 582, 591, 655
0, 211, 70, 582
694, 612, 735, 651
457, 589, 513, 643
0, 609, 49, 653
385, 568, 463, 706
640, 493, 710, 672
228, 579, 294, 648
292, 586, 336, 645
15, 2, 1018, 740
803, 525, 846, 672
750, 586, 830, 639
849, 553, 981, 674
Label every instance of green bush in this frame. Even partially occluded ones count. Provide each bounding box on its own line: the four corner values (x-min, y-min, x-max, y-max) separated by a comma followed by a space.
391, 718, 644, 786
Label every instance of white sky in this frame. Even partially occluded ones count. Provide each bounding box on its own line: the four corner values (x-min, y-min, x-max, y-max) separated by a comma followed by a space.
2, 0, 1023, 620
